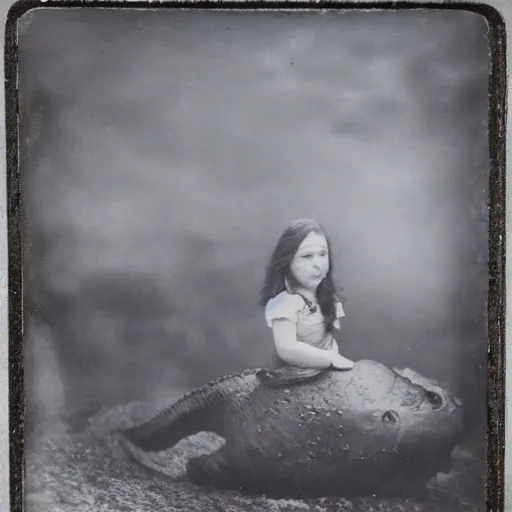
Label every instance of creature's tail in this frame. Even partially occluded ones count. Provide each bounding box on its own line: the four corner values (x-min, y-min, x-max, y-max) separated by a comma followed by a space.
118, 369, 258, 452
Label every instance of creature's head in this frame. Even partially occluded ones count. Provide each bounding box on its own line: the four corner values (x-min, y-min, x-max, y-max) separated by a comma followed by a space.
332, 360, 464, 488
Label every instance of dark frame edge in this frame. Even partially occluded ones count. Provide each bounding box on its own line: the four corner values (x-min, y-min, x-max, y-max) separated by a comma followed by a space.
484, 4, 507, 512
5, 1, 24, 511
3, 2, 508, 512
0, 0, 511, 14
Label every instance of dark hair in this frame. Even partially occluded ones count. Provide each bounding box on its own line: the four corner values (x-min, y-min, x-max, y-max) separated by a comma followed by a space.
259, 218, 342, 333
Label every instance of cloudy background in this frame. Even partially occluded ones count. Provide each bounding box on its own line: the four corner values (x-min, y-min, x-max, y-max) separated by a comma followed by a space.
18, 9, 489, 450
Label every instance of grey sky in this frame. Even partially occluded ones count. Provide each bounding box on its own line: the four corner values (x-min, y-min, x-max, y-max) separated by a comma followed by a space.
18, 9, 490, 435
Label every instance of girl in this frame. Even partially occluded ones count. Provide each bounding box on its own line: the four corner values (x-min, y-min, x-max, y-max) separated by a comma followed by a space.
259, 218, 355, 371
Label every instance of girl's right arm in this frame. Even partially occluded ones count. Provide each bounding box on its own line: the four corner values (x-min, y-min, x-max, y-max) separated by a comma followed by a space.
271, 319, 338, 369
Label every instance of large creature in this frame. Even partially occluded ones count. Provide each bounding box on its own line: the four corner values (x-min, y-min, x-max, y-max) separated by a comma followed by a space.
118, 360, 464, 499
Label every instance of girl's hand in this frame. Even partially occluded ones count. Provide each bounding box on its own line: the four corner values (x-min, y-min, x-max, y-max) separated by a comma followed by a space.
331, 353, 355, 370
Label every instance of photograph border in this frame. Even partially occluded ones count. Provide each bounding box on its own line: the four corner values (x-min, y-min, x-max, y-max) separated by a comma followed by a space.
4, 2, 507, 510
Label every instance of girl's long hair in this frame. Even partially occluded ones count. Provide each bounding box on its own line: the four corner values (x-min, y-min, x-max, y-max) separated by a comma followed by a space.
259, 218, 342, 333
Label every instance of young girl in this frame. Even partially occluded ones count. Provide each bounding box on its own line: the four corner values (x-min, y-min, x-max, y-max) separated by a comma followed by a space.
259, 218, 354, 371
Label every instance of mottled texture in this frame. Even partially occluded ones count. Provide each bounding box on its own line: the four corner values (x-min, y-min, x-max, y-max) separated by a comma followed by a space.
119, 361, 464, 498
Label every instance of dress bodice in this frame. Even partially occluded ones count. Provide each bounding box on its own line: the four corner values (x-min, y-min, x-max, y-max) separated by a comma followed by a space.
264, 291, 345, 351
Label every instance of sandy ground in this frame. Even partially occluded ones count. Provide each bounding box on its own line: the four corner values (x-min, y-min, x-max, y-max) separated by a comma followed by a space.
24, 400, 485, 512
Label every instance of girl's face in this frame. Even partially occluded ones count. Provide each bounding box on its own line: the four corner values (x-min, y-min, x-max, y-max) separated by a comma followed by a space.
289, 232, 330, 292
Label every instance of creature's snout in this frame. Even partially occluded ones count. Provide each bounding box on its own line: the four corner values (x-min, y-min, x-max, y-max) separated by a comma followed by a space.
393, 367, 462, 413
423, 388, 444, 410
399, 383, 443, 410
421, 385, 463, 413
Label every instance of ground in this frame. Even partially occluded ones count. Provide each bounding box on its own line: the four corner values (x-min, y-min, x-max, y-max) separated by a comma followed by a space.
24, 401, 485, 512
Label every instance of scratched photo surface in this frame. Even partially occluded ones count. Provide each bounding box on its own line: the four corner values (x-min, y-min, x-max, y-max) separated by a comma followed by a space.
18, 9, 489, 512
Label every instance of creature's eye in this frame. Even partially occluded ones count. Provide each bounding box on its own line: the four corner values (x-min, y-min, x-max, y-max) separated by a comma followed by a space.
425, 391, 443, 410
382, 410, 399, 426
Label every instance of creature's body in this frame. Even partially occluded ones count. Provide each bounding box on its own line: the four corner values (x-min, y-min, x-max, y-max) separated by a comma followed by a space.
119, 360, 464, 499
